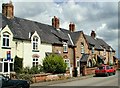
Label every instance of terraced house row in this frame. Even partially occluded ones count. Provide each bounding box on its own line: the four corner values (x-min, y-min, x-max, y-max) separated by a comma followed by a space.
0, 2, 118, 76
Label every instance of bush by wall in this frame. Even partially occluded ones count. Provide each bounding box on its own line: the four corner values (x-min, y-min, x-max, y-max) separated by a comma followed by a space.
43, 54, 67, 74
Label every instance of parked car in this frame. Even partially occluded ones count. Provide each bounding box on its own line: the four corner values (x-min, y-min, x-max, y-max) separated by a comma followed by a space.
95, 64, 116, 77
0, 74, 30, 88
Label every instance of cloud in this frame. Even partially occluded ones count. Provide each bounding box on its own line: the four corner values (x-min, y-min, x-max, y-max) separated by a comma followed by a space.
1, 0, 119, 57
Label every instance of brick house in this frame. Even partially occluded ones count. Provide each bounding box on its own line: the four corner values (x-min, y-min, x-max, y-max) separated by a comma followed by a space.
62, 28, 117, 75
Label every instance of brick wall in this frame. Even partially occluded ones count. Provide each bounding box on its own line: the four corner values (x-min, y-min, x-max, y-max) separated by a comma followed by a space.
52, 45, 74, 66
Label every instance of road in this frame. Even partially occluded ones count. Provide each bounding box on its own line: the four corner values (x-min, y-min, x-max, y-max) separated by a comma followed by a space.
49, 72, 118, 86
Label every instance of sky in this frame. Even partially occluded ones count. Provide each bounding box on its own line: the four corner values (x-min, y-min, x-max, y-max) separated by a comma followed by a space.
0, 0, 119, 58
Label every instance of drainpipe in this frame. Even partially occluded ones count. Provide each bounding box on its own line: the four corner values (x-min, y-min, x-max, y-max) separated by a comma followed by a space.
73, 46, 77, 77
73, 46, 76, 68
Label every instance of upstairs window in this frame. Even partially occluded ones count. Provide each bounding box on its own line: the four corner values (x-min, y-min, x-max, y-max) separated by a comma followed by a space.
63, 42, 68, 53
3, 34, 9, 47
92, 46, 95, 54
81, 42, 84, 54
33, 36, 38, 50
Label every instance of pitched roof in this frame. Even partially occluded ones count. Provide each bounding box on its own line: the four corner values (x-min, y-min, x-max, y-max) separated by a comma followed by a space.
1, 13, 73, 46
80, 54, 90, 62
84, 34, 115, 52
84, 35, 102, 50
96, 38, 115, 52
70, 31, 82, 44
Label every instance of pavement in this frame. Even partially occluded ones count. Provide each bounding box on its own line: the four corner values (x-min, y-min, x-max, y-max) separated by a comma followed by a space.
30, 74, 95, 86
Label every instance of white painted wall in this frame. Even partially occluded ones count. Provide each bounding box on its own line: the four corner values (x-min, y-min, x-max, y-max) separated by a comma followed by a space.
0, 26, 52, 70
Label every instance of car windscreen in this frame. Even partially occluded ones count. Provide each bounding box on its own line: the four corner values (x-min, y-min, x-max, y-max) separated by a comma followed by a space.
98, 66, 105, 70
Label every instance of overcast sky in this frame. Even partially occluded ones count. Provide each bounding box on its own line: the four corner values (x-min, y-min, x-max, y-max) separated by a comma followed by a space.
0, 0, 119, 58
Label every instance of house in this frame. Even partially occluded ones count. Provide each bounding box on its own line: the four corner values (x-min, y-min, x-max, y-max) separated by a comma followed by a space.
0, 2, 75, 76
62, 28, 116, 75
0, 1, 117, 76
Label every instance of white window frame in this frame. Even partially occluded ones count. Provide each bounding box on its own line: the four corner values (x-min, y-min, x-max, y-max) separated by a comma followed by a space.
2, 34, 10, 47
92, 46, 95, 54
32, 36, 38, 50
32, 58, 39, 67
81, 42, 84, 54
63, 42, 68, 52
103, 48, 106, 56
76, 59, 80, 67
64, 59, 70, 70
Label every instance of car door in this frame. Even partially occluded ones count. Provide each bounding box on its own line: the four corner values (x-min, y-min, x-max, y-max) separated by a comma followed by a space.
2, 76, 14, 88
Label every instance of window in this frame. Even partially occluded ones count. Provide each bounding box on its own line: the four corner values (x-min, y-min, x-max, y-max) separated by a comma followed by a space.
64, 59, 70, 70
103, 49, 106, 56
33, 36, 38, 50
32, 58, 38, 67
92, 46, 94, 54
63, 42, 68, 52
81, 42, 84, 54
87, 60, 92, 67
3, 34, 9, 47
76, 60, 80, 67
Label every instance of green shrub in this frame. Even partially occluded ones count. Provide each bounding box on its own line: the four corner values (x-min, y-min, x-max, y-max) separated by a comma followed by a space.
43, 54, 67, 74
14, 56, 23, 73
22, 65, 43, 74
17, 73, 33, 83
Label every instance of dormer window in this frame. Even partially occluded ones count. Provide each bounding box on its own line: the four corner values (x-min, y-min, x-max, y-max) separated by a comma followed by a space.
81, 42, 84, 54
63, 42, 68, 53
33, 36, 38, 50
3, 34, 10, 47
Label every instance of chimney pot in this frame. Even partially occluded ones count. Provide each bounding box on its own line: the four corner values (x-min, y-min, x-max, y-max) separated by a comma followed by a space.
52, 16, 60, 29
91, 30, 96, 39
2, 1, 14, 19
69, 22, 75, 32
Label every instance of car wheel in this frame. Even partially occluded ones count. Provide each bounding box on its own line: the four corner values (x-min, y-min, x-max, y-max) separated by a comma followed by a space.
113, 72, 116, 75
17, 85, 23, 88
109, 73, 112, 76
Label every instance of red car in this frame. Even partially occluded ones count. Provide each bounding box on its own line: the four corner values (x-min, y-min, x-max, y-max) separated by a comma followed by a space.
95, 64, 116, 77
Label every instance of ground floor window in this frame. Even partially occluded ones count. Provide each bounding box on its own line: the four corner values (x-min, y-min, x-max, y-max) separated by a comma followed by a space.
64, 59, 70, 70
32, 58, 39, 67
0, 58, 14, 73
76, 60, 80, 67
87, 59, 92, 67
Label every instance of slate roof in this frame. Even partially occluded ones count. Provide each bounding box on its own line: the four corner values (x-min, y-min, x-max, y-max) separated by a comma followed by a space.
61, 29, 83, 45
96, 38, 115, 52
1, 13, 115, 52
84, 35, 103, 50
1, 13, 73, 46
70, 31, 82, 44
61, 28, 115, 52
84, 34, 115, 51
80, 54, 90, 62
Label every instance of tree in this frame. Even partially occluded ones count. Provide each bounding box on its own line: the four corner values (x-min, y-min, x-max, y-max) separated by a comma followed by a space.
43, 54, 67, 74
14, 56, 23, 73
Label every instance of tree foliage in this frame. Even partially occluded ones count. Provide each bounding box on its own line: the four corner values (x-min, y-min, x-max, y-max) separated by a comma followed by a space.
43, 54, 67, 74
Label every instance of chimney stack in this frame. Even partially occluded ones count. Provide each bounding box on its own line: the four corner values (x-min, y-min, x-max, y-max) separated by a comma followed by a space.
52, 16, 60, 29
2, 1, 14, 19
69, 22, 75, 32
91, 30, 96, 39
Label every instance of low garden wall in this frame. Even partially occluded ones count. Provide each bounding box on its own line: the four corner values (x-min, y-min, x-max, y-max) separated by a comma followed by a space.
32, 73, 70, 83
85, 67, 96, 75
10, 73, 71, 83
